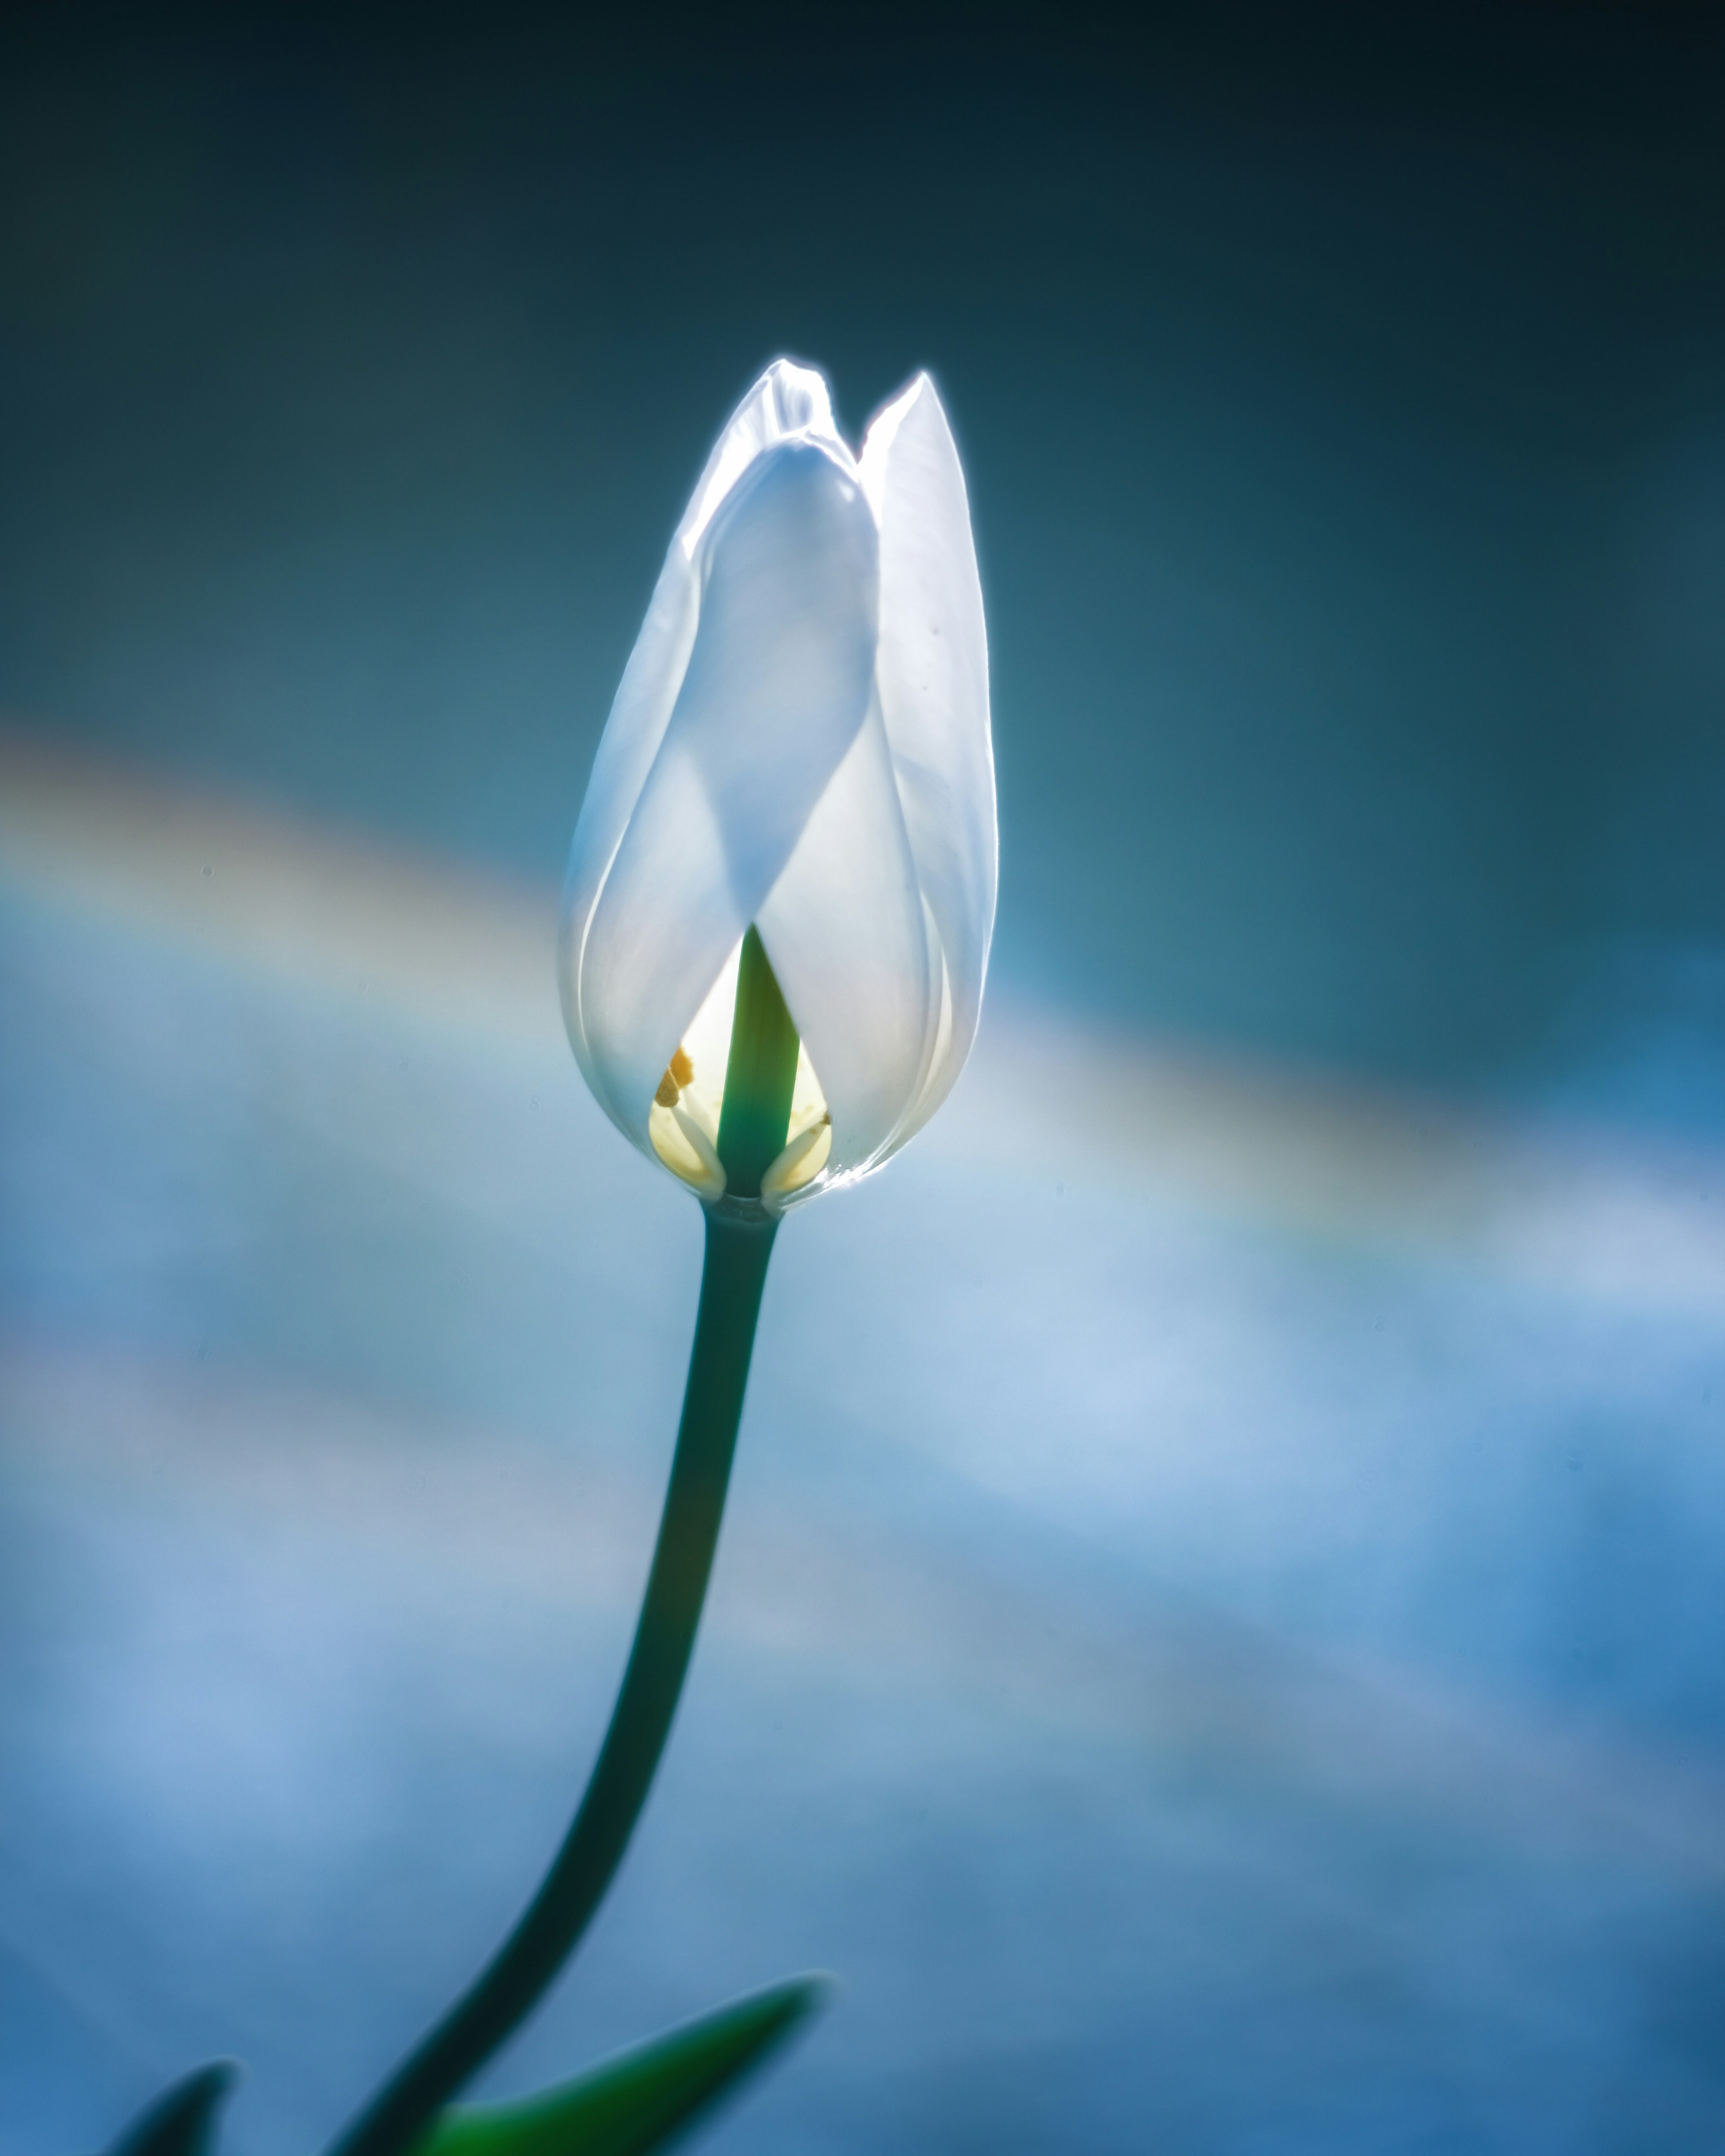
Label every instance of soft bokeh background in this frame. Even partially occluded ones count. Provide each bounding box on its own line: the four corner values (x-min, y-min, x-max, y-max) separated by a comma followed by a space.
3, 5, 1724, 2152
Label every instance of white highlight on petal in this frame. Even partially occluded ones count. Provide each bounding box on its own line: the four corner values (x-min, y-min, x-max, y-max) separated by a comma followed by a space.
859, 373, 996, 1144
559, 360, 857, 1134
756, 693, 933, 1176
575, 436, 878, 1149
678, 363, 845, 561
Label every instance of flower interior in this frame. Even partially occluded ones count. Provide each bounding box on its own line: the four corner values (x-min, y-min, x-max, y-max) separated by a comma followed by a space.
647, 937, 831, 1202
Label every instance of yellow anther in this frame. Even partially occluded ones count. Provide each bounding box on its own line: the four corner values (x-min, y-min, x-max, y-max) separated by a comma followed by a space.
670, 1047, 694, 1087
655, 1070, 680, 1109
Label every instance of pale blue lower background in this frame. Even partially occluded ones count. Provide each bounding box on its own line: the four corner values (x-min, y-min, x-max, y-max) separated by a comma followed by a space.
3, 786, 1724, 2156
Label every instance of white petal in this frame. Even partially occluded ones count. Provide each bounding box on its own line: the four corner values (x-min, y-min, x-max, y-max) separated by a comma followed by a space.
756, 693, 935, 1179
559, 359, 851, 1116
859, 374, 997, 1140
576, 437, 880, 1144
676, 359, 845, 560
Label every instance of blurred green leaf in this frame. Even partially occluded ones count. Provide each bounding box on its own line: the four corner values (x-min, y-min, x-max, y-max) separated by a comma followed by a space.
105, 2062, 239, 2156
416, 1976, 828, 2156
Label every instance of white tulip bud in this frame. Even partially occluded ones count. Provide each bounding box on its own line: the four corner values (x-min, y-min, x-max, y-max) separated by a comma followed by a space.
560, 359, 996, 1212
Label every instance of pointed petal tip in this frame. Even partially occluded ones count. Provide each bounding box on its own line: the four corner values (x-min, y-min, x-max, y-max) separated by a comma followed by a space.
756, 353, 837, 424
859, 371, 964, 519
865, 367, 943, 434
676, 357, 852, 562
760, 353, 832, 389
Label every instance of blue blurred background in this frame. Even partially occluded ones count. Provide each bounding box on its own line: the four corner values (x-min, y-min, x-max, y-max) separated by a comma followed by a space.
2, 5, 1723, 2152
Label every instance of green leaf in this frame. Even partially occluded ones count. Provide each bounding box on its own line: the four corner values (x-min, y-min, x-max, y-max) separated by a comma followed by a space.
105, 2062, 239, 2156
416, 1976, 829, 2156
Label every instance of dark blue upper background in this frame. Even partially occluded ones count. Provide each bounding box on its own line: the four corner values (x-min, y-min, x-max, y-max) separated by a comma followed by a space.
3, 0, 1722, 1109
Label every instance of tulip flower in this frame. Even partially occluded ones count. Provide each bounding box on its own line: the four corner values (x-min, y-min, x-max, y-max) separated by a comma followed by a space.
293, 364, 996, 2156
559, 357, 996, 1209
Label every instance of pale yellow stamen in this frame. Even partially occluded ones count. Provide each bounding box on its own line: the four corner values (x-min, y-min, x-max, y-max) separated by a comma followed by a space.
671, 1105, 725, 1197
761, 1111, 832, 1206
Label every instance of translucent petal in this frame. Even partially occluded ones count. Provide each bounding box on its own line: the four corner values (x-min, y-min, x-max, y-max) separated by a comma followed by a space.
559, 360, 849, 1123
859, 374, 997, 1140
576, 438, 880, 1147
661, 939, 742, 1148
756, 693, 935, 1180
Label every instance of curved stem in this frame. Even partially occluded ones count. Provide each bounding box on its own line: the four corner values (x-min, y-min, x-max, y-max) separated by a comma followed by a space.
325, 1207, 778, 2156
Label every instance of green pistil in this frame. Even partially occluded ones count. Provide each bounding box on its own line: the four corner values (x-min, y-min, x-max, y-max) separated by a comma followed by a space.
714, 927, 800, 1200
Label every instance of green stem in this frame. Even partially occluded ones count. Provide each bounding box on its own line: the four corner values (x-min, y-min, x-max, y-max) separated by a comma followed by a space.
326, 1211, 775, 2156
325, 933, 799, 2156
